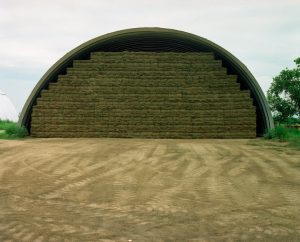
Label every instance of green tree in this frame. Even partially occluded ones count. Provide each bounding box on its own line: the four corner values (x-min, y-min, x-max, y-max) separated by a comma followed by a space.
267, 57, 300, 122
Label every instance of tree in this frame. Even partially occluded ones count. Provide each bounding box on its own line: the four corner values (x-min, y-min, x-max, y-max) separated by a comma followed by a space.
267, 57, 300, 122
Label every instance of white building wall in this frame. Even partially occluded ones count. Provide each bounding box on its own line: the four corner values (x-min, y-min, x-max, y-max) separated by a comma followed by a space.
0, 90, 19, 122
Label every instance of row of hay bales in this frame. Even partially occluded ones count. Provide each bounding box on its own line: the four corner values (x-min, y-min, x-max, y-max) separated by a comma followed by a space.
31, 52, 256, 138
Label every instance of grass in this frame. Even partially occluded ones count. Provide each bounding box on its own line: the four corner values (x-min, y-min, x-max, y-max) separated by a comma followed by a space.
0, 119, 28, 139
264, 125, 300, 149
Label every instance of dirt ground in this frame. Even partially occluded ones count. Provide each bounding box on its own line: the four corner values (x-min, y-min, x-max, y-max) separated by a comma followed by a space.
0, 138, 300, 241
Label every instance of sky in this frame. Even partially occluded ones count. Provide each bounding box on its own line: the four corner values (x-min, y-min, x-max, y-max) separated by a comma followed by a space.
0, 0, 299, 114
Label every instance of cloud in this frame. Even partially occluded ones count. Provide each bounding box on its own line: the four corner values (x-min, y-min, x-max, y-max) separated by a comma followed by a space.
0, 0, 299, 112
256, 76, 273, 94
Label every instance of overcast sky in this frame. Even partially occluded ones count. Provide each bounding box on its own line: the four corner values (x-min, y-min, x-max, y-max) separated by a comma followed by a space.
0, 0, 299, 113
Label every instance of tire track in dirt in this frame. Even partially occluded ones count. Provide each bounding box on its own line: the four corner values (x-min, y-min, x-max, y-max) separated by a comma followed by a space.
0, 139, 300, 241
41, 143, 151, 200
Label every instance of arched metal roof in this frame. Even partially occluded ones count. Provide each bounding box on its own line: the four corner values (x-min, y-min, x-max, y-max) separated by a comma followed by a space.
19, 27, 274, 134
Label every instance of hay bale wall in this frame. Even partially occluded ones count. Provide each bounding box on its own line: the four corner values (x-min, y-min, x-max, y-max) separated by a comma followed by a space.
31, 51, 256, 138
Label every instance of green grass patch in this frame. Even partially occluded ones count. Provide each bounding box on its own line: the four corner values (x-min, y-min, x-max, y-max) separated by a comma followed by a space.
264, 125, 300, 149
0, 119, 28, 139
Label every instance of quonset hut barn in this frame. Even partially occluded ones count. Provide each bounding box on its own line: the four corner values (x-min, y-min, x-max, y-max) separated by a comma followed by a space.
19, 28, 273, 138
0, 89, 18, 122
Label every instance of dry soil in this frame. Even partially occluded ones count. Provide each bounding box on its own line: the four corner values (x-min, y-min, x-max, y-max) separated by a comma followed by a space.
0, 138, 300, 241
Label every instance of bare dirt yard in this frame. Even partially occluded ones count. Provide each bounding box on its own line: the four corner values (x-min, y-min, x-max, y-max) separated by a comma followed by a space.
0, 138, 300, 241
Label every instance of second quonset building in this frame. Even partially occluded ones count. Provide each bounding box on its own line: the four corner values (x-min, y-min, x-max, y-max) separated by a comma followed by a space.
19, 28, 274, 138
0, 90, 18, 122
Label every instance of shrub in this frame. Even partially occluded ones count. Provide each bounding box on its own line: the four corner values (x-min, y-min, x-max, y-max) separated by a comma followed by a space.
265, 125, 290, 141
274, 125, 289, 141
5, 123, 28, 138
264, 125, 300, 149
0, 120, 28, 139
264, 129, 276, 139
284, 117, 300, 125
0, 119, 14, 129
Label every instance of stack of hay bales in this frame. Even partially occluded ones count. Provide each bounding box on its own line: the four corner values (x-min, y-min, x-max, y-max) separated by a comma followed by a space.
31, 52, 256, 138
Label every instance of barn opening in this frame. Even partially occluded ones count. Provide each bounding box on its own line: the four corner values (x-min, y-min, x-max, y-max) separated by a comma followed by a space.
19, 28, 273, 138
